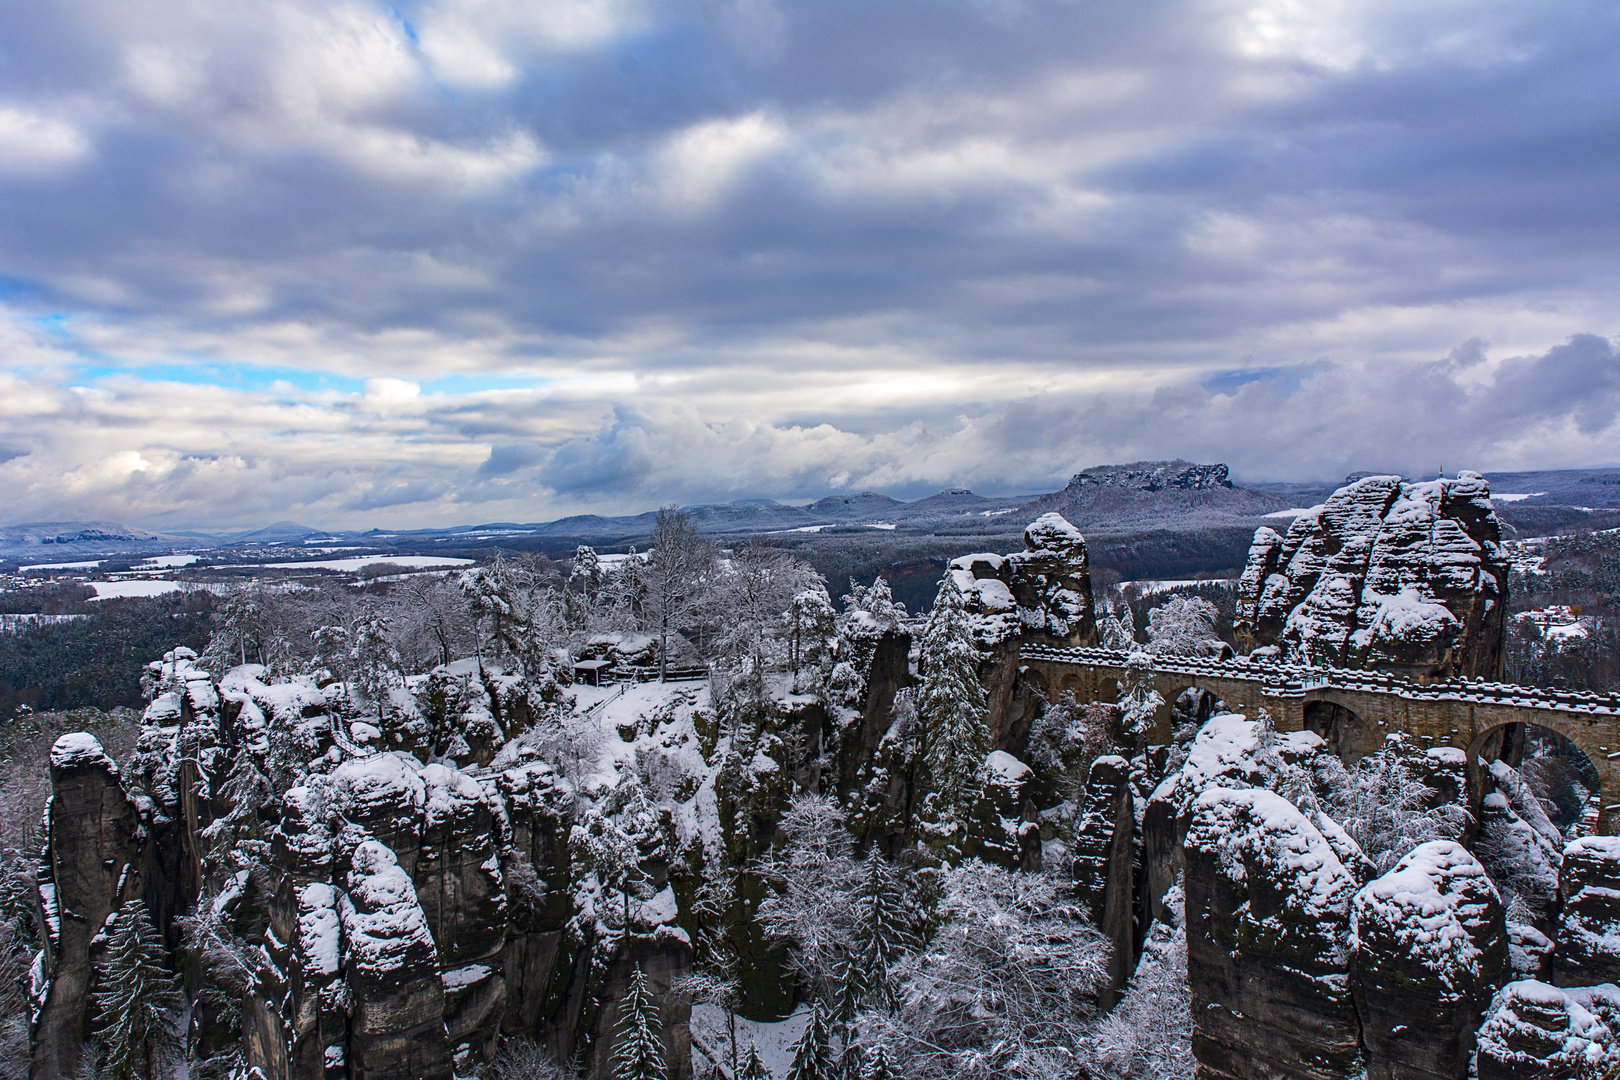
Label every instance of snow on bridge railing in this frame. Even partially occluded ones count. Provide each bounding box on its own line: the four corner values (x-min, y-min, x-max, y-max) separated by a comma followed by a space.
1018, 644, 1620, 714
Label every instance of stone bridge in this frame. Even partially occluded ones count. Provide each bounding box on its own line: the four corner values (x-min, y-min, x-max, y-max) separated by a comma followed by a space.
1018, 645, 1620, 833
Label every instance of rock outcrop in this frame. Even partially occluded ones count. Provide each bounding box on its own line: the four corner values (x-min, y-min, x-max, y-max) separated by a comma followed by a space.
30, 734, 144, 1079
948, 513, 1095, 750
1142, 713, 1279, 924
1553, 836, 1620, 986
1070, 754, 1135, 1000
964, 751, 1041, 871
31, 646, 700, 1080
1183, 786, 1362, 1080
1475, 979, 1617, 1079
342, 840, 452, 1080
1350, 841, 1509, 1080
1235, 473, 1509, 679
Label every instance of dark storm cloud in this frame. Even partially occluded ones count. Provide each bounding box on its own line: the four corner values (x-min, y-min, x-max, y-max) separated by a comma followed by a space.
0, 0, 1617, 527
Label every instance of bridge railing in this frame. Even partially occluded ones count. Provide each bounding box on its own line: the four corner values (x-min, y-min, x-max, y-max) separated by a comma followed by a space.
1018, 644, 1620, 715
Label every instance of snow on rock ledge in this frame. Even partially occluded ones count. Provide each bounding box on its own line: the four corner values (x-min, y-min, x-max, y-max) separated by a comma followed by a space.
48, 732, 116, 774
1476, 979, 1617, 1080
1183, 786, 1361, 1080
1555, 836, 1620, 987
1350, 840, 1508, 1080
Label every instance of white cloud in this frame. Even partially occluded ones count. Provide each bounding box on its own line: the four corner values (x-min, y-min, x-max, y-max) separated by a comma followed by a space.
0, 107, 90, 174
0, 0, 1614, 529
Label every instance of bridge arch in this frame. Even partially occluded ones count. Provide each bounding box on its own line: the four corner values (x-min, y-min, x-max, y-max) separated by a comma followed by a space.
1466, 720, 1606, 836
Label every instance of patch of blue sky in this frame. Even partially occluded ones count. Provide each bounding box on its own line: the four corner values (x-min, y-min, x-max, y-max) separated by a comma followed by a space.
386, 6, 419, 46
69, 361, 366, 394
1200, 367, 1304, 396
420, 373, 550, 394
22, 313, 71, 338
0, 276, 39, 301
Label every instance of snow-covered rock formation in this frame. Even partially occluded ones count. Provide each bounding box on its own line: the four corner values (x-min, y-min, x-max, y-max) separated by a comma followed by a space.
946, 512, 1096, 748
1475, 979, 1618, 1079
1554, 836, 1620, 986
1183, 786, 1363, 1080
1350, 841, 1509, 1080
1235, 473, 1509, 679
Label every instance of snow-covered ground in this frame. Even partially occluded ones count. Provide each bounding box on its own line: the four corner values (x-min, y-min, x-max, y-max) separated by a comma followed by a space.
690, 1004, 811, 1080
133, 554, 200, 569
1263, 506, 1320, 519
19, 559, 102, 571
1125, 577, 1236, 596
1519, 607, 1592, 642
88, 579, 190, 600
255, 554, 475, 572
1491, 493, 1546, 503
774, 522, 899, 534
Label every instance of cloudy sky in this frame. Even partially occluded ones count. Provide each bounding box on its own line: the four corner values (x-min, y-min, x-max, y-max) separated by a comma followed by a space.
1, 0, 1617, 530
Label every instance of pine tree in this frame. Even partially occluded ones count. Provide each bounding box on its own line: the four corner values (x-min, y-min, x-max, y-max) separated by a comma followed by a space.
736, 1044, 770, 1080
858, 1045, 896, 1080
92, 899, 182, 1080
786, 1005, 836, 1080
611, 964, 667, 1080
917, 577, 990, 823
846, 846, 915, 1010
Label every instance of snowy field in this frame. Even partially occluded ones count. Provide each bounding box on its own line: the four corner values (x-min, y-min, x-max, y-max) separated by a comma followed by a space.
690, 1004, 811, 1080
88, 580, 189, 600
19, 559, 102, 571
133, 554, 200, 569
1125, 578, 1236, 595
255, 554, 475, 572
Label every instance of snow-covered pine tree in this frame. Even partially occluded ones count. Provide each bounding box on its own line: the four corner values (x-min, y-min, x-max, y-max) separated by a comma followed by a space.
786, 1005, 836, 1080
787, 585, 838, 682
611, 964, 666, 1080
350, 609, 402, 722
847, 845, 914, 1010
736, 1044, 770, 1080
858, 1045, 896, 1080
917, 576, 990, 830
93, 898, 182, 1080
1100, 603, 1137, 651
1115, 651, 1165, 754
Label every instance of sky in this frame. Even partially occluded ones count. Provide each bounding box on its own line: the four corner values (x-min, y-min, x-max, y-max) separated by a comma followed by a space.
0, 0, 1617, 531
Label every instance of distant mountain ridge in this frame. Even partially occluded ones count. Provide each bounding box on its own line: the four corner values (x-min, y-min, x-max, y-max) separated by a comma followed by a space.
8, 464, 1618, 561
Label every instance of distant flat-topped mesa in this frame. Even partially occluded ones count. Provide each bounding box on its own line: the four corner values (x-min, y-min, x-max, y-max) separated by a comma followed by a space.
1020, 460, 1292, 533
1067, 460, 1235, 491
1235, 471, 1509, 680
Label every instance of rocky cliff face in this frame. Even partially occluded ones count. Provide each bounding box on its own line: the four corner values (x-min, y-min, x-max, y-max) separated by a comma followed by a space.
1235, 473, 1509, 679
1070, 754, 1135, 1001
29, 648, 700, 1080
30, 734, 144, 1080
1553, 836, 1620, 986
1351, 841, 1509, 1080
1183, 786, 1363, 1080
949, 512, 1095, 751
